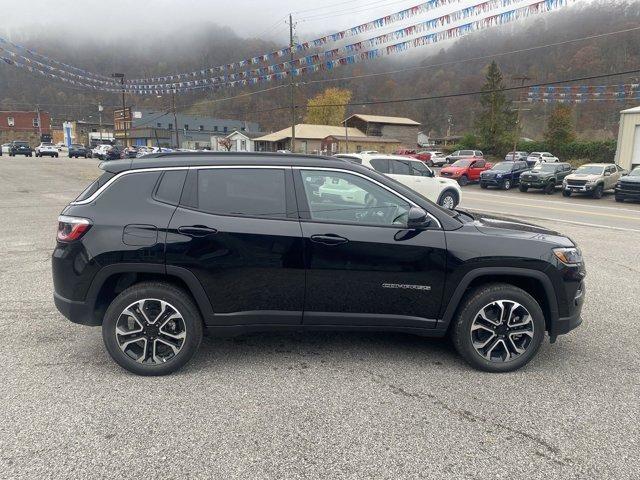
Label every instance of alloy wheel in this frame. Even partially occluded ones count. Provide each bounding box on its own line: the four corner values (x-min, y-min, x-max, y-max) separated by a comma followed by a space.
441, 194, 456, 209
470, 300, 534, 362
115, 299, 187, 364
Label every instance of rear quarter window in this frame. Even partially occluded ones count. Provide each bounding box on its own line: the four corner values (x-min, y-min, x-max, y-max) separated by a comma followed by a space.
75, 172, 116, 202
154, 170, 187, 205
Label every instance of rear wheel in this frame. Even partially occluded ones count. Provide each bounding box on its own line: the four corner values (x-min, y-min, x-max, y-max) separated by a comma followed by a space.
519, 185, 528, 192
480, 183, 488, 189
451, 283, 545, 372
592, 184, 603, 199
458, 175, 469, 187
544, 182, 555, 194
102, 282, 203, 376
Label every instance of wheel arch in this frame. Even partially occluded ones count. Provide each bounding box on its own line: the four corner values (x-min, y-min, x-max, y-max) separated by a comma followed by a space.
436, 187, 460, 207
439, 267, 559, 333
86, 264, 213, 326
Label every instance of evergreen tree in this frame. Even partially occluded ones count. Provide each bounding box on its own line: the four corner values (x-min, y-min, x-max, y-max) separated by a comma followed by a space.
475, 61, 516, 153
544, 105, 576, 149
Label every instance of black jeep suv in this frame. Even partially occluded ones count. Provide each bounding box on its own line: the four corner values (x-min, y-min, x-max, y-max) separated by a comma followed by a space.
615, 166, 640, 202
519, 162, 573, 194
52, 153, 586, 376
9, 141, 33, 157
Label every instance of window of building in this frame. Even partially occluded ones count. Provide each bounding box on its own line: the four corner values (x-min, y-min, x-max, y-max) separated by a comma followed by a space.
240, 140, 247, 151
241, 126, 246, 131
168, 123, 173, 130
223, 126, 228, 133
199, 125, 204, 132
184, 124, 189, 131
7, 117, 15, 127
157, 123, 162, 128
33, 118, 40, 128
214, 126, 218, 132
196, 168, 287, 218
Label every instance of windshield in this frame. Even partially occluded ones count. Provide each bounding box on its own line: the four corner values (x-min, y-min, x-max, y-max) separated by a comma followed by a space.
532, 164, 557, 172
452, 159, 473, 167
493, 162, 514, 172
529, 153, 542, 157
460, 150, 474, 156
575, 165, 604, 175
15, 142, 29, 146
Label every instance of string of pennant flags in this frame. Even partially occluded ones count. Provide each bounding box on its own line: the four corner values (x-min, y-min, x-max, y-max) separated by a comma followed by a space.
127, 0, 468, 84
528, 83, 640, 103
126, 0, 542, 90
0, 0, 573, 96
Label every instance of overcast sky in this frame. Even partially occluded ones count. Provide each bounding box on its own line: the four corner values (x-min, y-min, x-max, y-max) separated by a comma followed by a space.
0, 0, 484, 44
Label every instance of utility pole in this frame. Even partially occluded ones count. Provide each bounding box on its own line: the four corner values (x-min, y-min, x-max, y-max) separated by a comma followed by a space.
445, 114, 453, 145
289, 13, 296, 153
35, 105, 42, 140
512, 75, 531, 155
98, 104, 103, 142
345, 121, 349, 153
172, 90, 179, 148
112, 73, 127, 147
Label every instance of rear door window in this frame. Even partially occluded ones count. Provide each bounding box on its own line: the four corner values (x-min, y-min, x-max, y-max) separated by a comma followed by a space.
369, 158, 390, 174
390, 159, 412, 175
196, 168, 287, 218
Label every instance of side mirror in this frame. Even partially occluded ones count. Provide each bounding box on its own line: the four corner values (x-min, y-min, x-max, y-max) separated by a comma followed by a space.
604, 171, 611, 177
407, 207, 431, 229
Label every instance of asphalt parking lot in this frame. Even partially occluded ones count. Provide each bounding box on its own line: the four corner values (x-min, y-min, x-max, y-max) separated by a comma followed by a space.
1, 156, 639, 479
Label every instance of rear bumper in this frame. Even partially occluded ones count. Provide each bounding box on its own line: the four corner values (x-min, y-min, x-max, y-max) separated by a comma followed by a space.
54, 292, 99, 326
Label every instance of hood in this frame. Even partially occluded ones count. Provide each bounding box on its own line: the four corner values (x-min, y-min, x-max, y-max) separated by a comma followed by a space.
620, 175, 640, 183
441, 166, 464, 173
460, 210, 574, 247
523, 170, 552, 178
566, 173, 601, 181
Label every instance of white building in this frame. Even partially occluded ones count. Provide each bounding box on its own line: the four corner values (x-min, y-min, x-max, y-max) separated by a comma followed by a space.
224, 130, 265, 152
615, 105, 640, 171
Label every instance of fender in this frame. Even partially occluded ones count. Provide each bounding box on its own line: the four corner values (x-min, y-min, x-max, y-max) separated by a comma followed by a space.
438, 267, 559, 330
84, 263, 214, 323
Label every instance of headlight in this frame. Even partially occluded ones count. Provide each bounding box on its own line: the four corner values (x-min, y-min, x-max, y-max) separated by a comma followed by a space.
553, 247, 583, 265
496, 174, 503, 178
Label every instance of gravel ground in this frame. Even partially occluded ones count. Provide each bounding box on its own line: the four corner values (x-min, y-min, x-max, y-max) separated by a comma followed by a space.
0, 156, 638, 479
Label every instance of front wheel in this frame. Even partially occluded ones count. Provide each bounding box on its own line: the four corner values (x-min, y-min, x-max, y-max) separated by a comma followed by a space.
592, 184, 603, 199
480, 183, 488, 189
519, 185, 528, 192
615, 196, 624, 203
458, 175, 469, 187
544, 182, 555, 194
562, 190, 571, 197
102, 282, 203, 376
451, 283, 545, 372
438, 190, 459, 210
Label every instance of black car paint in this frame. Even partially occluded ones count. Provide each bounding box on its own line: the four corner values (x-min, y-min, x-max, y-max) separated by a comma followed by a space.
615, 171, 640, 202
52, 153, 585, 342
69, 145, 90, 158
9, 141, 33, 157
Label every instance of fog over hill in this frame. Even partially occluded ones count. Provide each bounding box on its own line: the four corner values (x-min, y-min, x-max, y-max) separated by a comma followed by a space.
0, 0, 638, 139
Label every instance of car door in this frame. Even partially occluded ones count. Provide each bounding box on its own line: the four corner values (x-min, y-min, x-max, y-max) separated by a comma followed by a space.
468, 160, 486, 181
605, 164, 619, 189
558, 164, 571, 184
294, 167, 447, 329
166, 166, 305, 326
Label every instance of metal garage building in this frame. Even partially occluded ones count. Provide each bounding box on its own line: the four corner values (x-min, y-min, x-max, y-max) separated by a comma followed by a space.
615, 106, 640, 171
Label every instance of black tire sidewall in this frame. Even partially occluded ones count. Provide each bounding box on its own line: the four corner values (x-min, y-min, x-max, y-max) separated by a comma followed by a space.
452, 284, 546, 373
102, 283, 203, 376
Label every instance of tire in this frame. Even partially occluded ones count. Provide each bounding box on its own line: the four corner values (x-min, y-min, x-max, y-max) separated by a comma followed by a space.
615, 196, 624, 203
438, 189, 459, 210
458, 175, 469, 187
592, 184, 603, 199
451, 283, 546, 372
427, 160, 434, 167
519, 185, 528, 193
544, 182, 555, 195
102, 282, 203, 376
562, 190, 571, 197
55, 154, 59, 158
480, 183, 488, 189
502, 179, 512, 190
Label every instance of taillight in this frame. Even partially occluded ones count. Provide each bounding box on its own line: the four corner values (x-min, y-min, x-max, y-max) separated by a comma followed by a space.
57, 215, 92, 242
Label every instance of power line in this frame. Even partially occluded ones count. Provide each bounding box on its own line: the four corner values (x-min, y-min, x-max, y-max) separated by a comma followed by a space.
174, 25, 640, 108
216, 68, 640, 116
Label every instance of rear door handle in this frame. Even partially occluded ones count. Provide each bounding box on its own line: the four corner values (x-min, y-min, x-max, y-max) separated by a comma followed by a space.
178, 226, 218, 237
310, 234, 349, 246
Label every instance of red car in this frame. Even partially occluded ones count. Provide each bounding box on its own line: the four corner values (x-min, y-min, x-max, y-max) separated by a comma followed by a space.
440, 158, 493, 186
395, 149, 432, 165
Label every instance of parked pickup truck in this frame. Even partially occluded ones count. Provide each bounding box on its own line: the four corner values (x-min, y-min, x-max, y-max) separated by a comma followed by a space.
519, 162, 573, 194
615, 166, 640, 203
440, 158, 493, 186
562, 163, 626, 199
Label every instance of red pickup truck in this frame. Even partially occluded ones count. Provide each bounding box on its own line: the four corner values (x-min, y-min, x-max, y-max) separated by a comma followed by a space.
395, 149, 432, 164
440, 158, 493, 186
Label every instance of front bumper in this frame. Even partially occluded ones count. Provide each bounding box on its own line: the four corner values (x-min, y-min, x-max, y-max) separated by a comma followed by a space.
615, 187, 640, 201
550, 280, 585, 340
480, 177, 504, 186
564, 184, 596, 193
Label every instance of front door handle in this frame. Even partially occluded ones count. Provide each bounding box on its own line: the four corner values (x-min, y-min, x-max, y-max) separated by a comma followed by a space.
178, 225, 218, 237
310, 234, 349, 246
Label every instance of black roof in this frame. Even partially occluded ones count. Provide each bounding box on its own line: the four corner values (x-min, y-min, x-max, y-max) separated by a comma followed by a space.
100, 152, 348, 174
